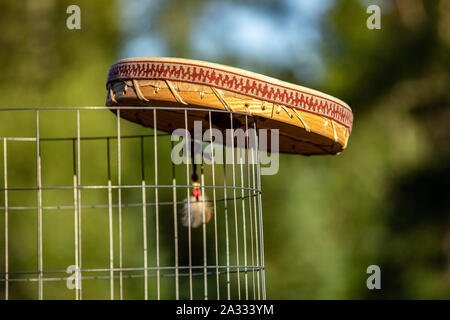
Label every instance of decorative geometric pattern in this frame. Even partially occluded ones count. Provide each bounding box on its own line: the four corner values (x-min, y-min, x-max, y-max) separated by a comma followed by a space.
107, 59, 353, 132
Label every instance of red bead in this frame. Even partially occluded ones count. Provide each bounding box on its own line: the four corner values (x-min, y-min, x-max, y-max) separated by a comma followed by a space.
193, 189, 201, 198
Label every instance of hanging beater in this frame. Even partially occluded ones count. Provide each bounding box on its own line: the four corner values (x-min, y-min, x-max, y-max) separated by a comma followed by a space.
182, 139, 211, 228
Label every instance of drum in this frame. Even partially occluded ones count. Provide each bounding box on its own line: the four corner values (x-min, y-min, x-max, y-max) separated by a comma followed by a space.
106, 57, 353, 155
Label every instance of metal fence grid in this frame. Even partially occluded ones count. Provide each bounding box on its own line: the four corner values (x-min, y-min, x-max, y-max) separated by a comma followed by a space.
0, 106, 266, 300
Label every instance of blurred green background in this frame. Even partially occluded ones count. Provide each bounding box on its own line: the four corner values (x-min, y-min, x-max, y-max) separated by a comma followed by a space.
0, 0, 449, 299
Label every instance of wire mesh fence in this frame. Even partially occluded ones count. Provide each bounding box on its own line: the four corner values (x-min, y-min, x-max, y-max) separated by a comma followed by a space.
0, 106, 266, 300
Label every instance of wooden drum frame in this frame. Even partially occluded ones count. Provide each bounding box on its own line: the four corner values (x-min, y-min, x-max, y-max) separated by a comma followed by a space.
106, 57, 353, 155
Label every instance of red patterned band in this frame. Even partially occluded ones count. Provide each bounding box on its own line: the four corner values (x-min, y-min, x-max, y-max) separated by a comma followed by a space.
107, 59, 353, 132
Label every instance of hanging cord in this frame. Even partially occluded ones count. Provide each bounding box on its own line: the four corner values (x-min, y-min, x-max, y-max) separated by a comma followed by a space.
191, 138, 200, 200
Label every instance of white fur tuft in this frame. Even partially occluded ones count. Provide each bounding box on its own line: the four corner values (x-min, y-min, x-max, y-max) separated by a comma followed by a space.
182, 196, 211, 228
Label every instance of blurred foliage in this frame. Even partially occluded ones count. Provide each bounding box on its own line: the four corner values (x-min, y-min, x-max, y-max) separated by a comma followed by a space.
0, 0, 449, 299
